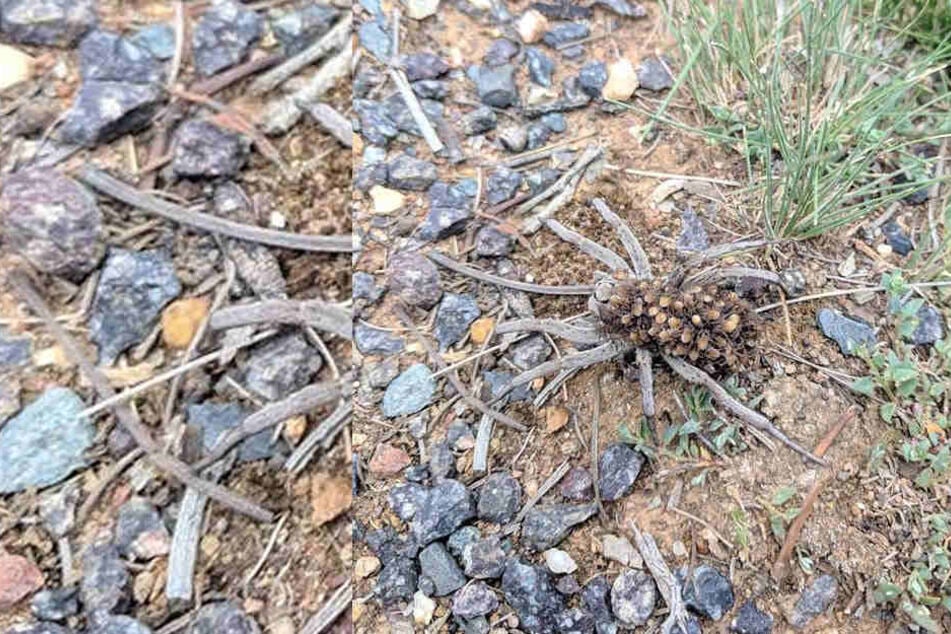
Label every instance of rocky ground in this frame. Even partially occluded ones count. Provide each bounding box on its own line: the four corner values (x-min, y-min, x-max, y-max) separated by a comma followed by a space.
351, 1, 947, 633
1, 1, 351, 633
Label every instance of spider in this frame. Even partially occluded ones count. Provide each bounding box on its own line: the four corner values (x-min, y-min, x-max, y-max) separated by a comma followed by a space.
428, 192, 826, 466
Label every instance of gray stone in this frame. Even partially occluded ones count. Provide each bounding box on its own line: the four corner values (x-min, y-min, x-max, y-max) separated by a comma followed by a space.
59, 81, 163, 147
412, 478, 476, 544
484, 38, 519, 66
595, 0, 648, 17
38, 485, 79, 538
387, 154, 438, 191
365, 526, 420, 563
676, 207, 709, 253
509, 334, 552, 370
0, 169, 103, 279
80, 542, 130, 615
0, 332, 30, 369
611, 570, 656, 627
598, 443, 645, 501
456, 615, 489, 634
499, 125, 528, 152
131, 24, 176, 59
2, 625, 73, 634
429, 441, 455, 479
412, 79, 448, 100
242, 333, 321, 400
637, 57, 673, 91
882, 221, 913, 255
115, 497, 170, 560
526, 122, 552, 150
582, 576, 618, 634
192, 0, 263, 76
542, 113, 567, 133
475, 64, 519, 108
382, 364, 436, 418
0, 388, 93, 494
526, 47, 555, 87
531, 3, 591, 19
418, 542, 466, 596
354, 99, 398, 146
521, 503, 597, 551
452, 581, 498, 619
172, 120, 249, 178
480, 370, 532, 404
435, 293, 480, 350
556, 575, 581, 595
447, 525, 481, 560
229, 242, 287, 299
578, 61, 608, 98
387, 251, 442, 308
418, 180, 476, 241
731, 601, 774, 633
354, 272, 384, 303
384, 93, 444, 137
401, 52, 450, 81
0, 0, 97, 46
527, 168, 562, 195
789, 574, 837, 629
461, 536, 506, 579
477, 472, 521, 523
31, 587, 79, 622
486, 167, 523, 205
557, 608, 595, 632
461, 106, 498, 136
187, 601, 261, 634
501, 560, 568, 633
817, 308, 876, 356
270, 5, 338, 55
911, 303, 944, 345
355, 323, 404, 356
212, 181, 254, 222
474, 225, 513, 257
367, 358, 400, 389
357, 20, 391, 61
79, 30, 164, 84
677, 565, 734, 620
188, 402, 279, 462
670, 615, 703, 634
447, 420, 475, 450
543, 23, 589, 47
388, 482, 429, 521
561, 44, 585, 59
376, 559, 418, 605
86, 615, 151, 634
560, 466, 594, 501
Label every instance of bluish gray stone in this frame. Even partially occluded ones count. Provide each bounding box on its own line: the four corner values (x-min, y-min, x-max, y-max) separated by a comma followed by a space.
0, 0, 97, 46
79, 30, 164, 84
365, 526, 420, 563
387, 251, 442, 308
521, 503, 598, 551
501, 560, 568, 633
527, 168, 562, 195
595, 0, 647, 17
611, 570, 656, 627
543, 23, 589, 47
384, 93, 444, 136
582, 576, 618, 634
452, 581, 499, 619
271, 5, 339, 55
559, 466, 594, 501
367, 358, 399, 389
637, 57, 673, 91
542, 113, 567, 133
447, 525, 481, 559
509, 335, 551, 370
578, 61, 608, 97
486, 167, 523, 205
131, 24, 176, 59
731, 600, 774, 633
0, 388, 93, 494
401, 52, 450, 81
461, 536, 506, 579
192, 0, 263, 76
484, 38, 519, 66
598, 443, 645, 501
354, 99, 398, 146
412, 478, 476, 544
412, 79, 448, 100
677, 565, 734, 620
817, 308, 876, 356
187, 601, 261, 634
475, 64, 519, 108
87, 615, 151, 634
188, 402, 280, 462
526, 47, 555, 87
172, 119, 249, 178
115, 497, 170, 560
419, 181, 476, 241
376, 558, 418, 605
429, 440, 455, 478
526, 121, 552, 150
419, 542, 466, 596
358, 20, 391, 61
480, 370, 532, 403
461, 106, 498, 136
388, 482, 429, 521
882, 220, 913, 255
435, 293, 481, 350
911, 304, 944, 346
59, 81, 163, 147
477, 472, 521, 523
80, 542, 130, 615
676, 207, 709, 253
387, 154, 439, 191
242, 333, 321, 400
354, 272, 384, 303
3, 624, 74, 634
474, 226, 513, 257
31, 587, 79, 622
382, 364, 436, 418
355, 323, 404, 356
790, 574, 837, 629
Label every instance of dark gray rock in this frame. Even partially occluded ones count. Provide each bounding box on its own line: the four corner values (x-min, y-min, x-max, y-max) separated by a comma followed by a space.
731, 600, 774, 633
677, 207, 710, 253
789, 574, 837, 629
86, 615, 151, 634
474, 226, 513, 257
271, 5, 338, 55
376, 559, 419, 605
115, 498, 170, 560
388, 481, 429, 520
531, 2, 592, 19
486, 167, 523, 205
560, 466, 594, 501
187, 601, 261, 634
382, 364, 436, 418
543, 23, 590, 47
461, 106, 498, 136
429, 441, 455, 479
677, 565, 734, 620
59, 81, 163, 147
637, 57, 673, 91
212, 181, 254, 222
477, 472, 521, 523
357, 20, 391, 61
447, 420, 476, 450
527, 168, 562, 194
354, 272, 384, 303
387, 251, 442, 308
242, 333, 321, 401
367, 358, 399, 389
228, 242, 287, 299
447, 525, 481, 560
188, 402, 279, 462
501, 560, 568, 633
556, 575, 581, 595
365, 526, 420, 564
526, 121, 552, 150
354, 99, 398, 146
172, 120, 249, 178
79, 30, 164, 84
542, 112, 567, 133
0, 168, 103, 279
509, 335, 552, 370
412, 478, 476, 545
404, 464, 429, 482
354, 66, 384, 98
557, 608, 596, 633
387, 154, 439, 191
582, 576, 618, 634
461, 537, 506, 579
475, 64, 519, 108
384, 93, 444, 137
911, 304, 944, 345
412, 79, 448, 100
130, 24, 176, 59
521, 503, 597, 551
561, 44, 585, 59
598, 443, 645, 501
355, 323, 404, 356
484, 38, 519, 66
817, 308, 876, 356
434, 293, 480, 350
0, 0, 97, 46
452, 581, 499, 619
0, 332, 30, 369
578, 61, 608, 97
80, 542, 129, 615
611, 570, 656, 627
499, 125, 528, 152
419, 542, 467, 596
595, 0, 648, 16
31, 587, 79, 622
670, 615, 703, 634
526, 47, 556, 87
882, 220, 913, 255
480, 370, 532, 404
192, 0, 263, 76
0, 388, 93, 494
418, 179, 477, 241
401, 52, 450, 81
3, 624, 73, 634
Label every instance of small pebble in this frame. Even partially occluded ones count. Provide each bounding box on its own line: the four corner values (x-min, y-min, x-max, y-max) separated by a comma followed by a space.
602, 59, 638, 101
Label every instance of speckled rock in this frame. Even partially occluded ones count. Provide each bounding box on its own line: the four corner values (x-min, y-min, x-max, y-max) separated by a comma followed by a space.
401, 52, 450, 81
677, 565, 734, 620
452, 581, 499, 619
542, 23, 589, 47
355, 323, 404, 356
357, 19, 391, 61
637, 57, 673, 91
501, 560, 568, 633
115, 498, 171, 561
172, 120, 249, 178
559, 466, 594, 501
475, 64, 519, 107
412, 478, 476, 545
676, 207, 710, 252
477, 472, 521, 524
387, 154, 439, 191
526, 47, 555, 86
0, 0, 97, 46
911, 303, 944, 346
520, 503, 597, 551
461, 536, 506, 579
598, 443, 645, 501
435, 293, 480, 350
509, 335, 551, 370
817, 309, 876, 356
78, 30, 164, 84
484, 38, 519, 66
789, 574, 837, 629
31, 587, 79, 622
131, 24, 176, 59
192, 0, 263, 76
418, 542, 466, 596
611, 570, 656, 627
387, 251, 442, 308
382, 364, 436, 418
187, 600, 261, 634
271, 5, 339, 55
486, 167, 523, 205
731, 600, 774, 633
388, 482, 429, 521
474, 226, 513, 257
578, 61, 608, 98
376, 559, 418, 605
582, 576, 618, 634
461, 106, 498, 136
59, 81, 163, 147
242, 333, 321, 400
188, 402, 279, 462
418, 180, 477, 241
80, 542, 129, 615
86, 615, 152, 634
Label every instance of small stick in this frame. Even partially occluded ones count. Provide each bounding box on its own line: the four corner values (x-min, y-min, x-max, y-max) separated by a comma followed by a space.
629, 522, 691, 634
262, 47, 351, 135
472, 414, 493, 473
12, 272, 274, 523
285, 403, 353, 473
501, 132, 598, 168
78, 167, 352, 253
533, 368, 579, 408
503, 459, 571, 535
75, 448, 146, 529
636, 348, 655, 420
389, 68, 444, 154
592, 198, 652, 278
167, 1, 186, 91
544, 219, 634, 274
427, 251, 595, 295
243, 513, 289, 587
605, 164, 743, 187
756, 280, 951, 313
502, 342, 632, 399
591, 378, 606, 521
305, 103, 352, 147
209, 299, 352, 339
495, 318, 601, 345
300, 581, 352, 634
250, 15, 352, 94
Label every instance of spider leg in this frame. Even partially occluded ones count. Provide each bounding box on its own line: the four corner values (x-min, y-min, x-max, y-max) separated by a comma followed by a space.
543, 218, 634, 275
495, 318, 602, 346
592, 197, 653, 279
427, 251, 594, 295
662, 354, 828, 466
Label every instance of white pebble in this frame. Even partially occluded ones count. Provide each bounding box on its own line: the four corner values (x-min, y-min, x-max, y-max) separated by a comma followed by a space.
543, 548, 578, 574
517, 9, 549, 44
602, 59, 638, 101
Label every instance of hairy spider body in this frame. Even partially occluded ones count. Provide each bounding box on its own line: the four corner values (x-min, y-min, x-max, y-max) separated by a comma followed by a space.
596, 278, 757, 371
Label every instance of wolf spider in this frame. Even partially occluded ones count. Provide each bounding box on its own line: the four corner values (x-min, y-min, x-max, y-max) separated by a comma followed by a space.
429, 196, 825, 466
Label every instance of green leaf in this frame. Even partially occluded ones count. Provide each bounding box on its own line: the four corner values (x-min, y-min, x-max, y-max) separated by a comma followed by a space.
880, 403, 896, 423
771, 486, 797, 506
873, 581, 902, 603
851, 376, 876, 396
902, 601, 940, 633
